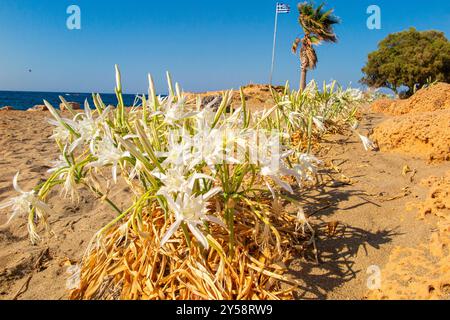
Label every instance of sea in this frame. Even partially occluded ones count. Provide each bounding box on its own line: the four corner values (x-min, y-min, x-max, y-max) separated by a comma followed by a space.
0, 90, 142, 111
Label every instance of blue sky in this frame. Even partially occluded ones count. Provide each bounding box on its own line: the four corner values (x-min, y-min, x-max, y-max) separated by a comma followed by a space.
0, 0, 449, 94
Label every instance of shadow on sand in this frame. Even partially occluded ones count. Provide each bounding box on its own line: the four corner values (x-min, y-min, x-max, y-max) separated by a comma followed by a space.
288, 185, 401, 299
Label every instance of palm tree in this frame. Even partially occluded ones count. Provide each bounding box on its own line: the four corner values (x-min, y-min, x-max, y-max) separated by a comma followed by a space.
292, 2, 340, 91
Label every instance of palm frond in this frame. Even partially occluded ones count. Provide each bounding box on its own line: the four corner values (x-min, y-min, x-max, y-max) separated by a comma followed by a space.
297, 1, 339, 43
292, 38, 301, 54
294, 1, 339, 71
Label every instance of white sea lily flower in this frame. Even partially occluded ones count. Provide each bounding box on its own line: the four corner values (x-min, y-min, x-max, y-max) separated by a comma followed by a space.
47, 155, 69, 173
160, 187, 224, 249
128, 159, 144, 180
161, 97, 197, 126
312, 116, 326, 132
191, 125, 250, 170
261, 154, 310, 196
195, 106, 216, 131
190, 128, 228, 171
292, 153, 321, 183
0, 172, 52, 224
224, 107, 245, 127
157, 132, 193, 168
260, 148, 297, 195
70, 121, 97, 152
259, 141, 316, 195
358, 134, 377, 151
295, 207, 307, 233
153, 166, 215, 196
87, 135, 130, 183
47, 155, 79, 201
48, 118, 77, 143
126, 150, 149, 180
157, 95, 167, 104
153, 167, 189, 195
69, 104, 111, 152
250, 110, 265, 123
61, 167, 79, 201
218, 127, 248, 165
303, 81, 317, 97
261, 164, 295, 195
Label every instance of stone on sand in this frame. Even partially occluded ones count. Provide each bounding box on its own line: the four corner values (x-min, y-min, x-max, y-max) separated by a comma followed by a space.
27, 105, 48, 112
59, 102, 81, 111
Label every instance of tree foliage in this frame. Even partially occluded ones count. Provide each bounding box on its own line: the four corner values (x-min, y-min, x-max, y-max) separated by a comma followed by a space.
361, 27, 450, 96
292, 2, 339, 91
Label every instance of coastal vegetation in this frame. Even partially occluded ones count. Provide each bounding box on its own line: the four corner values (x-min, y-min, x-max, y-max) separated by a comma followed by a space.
0, 66, 370, 299
361, 27, 450, 97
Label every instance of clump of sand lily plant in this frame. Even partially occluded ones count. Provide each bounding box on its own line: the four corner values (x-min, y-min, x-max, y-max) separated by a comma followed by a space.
0, 66, 374, 299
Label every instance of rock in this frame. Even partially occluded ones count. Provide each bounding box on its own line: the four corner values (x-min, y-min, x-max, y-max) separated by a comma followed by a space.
0, 106, 14, 111
27, 105, 48, 112
59, 102, 81, 111
201, 95, 223, 111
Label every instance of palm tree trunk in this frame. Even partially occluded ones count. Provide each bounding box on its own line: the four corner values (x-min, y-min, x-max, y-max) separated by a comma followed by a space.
300, 67, 307, 92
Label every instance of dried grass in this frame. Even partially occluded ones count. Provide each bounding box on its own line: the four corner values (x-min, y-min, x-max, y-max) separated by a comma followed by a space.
70, 198, 312, 300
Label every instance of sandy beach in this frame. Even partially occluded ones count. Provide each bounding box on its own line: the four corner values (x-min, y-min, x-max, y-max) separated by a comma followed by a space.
0, 83, 449, 299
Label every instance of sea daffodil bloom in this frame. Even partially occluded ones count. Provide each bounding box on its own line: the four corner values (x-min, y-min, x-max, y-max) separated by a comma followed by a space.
69, 104, 111, 152
292, 153, 321, 183
0, 172, 52, 223
160, 187, 224, 249
88, 135, 130, 183
48, 117, 77, 143
157, 97, 197, 126
153, 166, 214, 196
47, 155, 79, 201
157, 131, 194, 168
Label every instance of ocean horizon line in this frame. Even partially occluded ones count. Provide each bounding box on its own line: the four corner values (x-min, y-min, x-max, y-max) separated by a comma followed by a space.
0, 90, 168, 111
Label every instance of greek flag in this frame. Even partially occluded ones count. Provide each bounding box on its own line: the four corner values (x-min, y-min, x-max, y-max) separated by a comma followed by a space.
276, 3, 290, 14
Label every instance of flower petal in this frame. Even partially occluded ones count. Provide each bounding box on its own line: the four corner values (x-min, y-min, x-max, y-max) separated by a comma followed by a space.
112, 164, 118, 184
271, 175, 294, 194
204, 215, 226, 228
69, 137, 83, 153
164, 192, 181, 215
12, 172, 24, 194
0, 199, 13, 210
203, 187, 222, 201
160, 219, 182, 247
265, 179, 276, 199
151, 171, 166, 180
188, 223, 209, 250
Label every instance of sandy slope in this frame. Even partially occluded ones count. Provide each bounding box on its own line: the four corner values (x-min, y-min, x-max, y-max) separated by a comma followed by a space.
371, 83, 450, 116
0, 109, 448, 300
289, 111, 448, 299
370, 83, 450, 162
0, 111, 122, 299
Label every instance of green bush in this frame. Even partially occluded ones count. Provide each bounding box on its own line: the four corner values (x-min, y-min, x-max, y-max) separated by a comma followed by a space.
361, 27, 450, 97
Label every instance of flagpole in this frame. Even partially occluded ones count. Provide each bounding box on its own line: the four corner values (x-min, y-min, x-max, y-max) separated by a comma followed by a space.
269, 3, 279, 85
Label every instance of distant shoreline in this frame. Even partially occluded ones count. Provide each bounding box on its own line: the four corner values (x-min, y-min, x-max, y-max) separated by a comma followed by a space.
0, 90, 147, 111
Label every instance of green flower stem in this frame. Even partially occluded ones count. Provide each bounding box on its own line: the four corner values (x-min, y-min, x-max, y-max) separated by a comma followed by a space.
83, 183, 123, 216
225, 203, 235, 257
